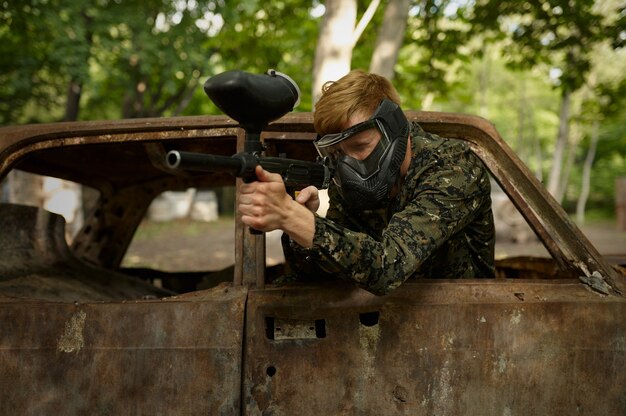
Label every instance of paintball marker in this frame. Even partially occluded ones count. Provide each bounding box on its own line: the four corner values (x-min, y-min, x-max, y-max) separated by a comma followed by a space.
165, 69, 330, 190
166, 150, 330, 190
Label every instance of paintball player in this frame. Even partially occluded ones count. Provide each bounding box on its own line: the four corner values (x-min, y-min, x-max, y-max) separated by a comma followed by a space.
237, 69, 495, 295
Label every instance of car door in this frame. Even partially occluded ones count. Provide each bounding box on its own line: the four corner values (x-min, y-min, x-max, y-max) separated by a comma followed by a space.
242, 279, 625, 415
0, 284, 247, 414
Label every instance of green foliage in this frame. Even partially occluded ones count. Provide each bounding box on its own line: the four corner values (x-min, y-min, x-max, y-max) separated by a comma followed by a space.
82, 0, 225, 119
565, 86, 626, 214
350, 0, 387, 71
210, 0, 320, 112
1, 0, 218, 122
467, 0, 612, 91
1, 0, 624, 218
0, 0, 67, 123
463, 0, 625, 217
395, 0, 471, 108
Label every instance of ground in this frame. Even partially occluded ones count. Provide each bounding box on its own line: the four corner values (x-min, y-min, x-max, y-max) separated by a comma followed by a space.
122, 217, 626, 272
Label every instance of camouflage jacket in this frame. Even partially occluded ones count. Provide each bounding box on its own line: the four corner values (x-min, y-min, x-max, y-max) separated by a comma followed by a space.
282, 122, 495, 295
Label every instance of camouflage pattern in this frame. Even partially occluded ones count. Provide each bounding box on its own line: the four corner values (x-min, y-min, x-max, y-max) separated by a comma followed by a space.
282, 122, 495, 295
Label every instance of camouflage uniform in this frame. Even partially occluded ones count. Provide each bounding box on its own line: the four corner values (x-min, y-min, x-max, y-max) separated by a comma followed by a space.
282, 122, 495, 295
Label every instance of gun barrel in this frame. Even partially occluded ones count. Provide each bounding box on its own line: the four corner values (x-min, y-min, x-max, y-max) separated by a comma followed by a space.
166, 150, 242, 175
166, 150, 330, 190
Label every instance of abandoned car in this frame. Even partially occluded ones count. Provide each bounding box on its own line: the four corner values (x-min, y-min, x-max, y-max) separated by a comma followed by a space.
0, 110, 624, 415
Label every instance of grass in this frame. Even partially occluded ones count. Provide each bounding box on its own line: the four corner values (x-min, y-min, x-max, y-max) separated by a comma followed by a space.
131, 216, 235, 242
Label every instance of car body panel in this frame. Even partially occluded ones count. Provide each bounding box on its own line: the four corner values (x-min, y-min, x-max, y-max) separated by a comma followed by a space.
244, 282, 625, 415
0, 284, 246, 415
0, 112, 624, 415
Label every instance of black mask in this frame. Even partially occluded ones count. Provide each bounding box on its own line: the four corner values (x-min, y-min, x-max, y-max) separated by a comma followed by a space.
314, 99, 410, 210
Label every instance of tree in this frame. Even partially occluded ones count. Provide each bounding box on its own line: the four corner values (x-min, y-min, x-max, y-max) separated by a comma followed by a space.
369, 0, 411, 80
576, 120, 599, 224
312, 0, 465, 106
312, 0, 381, 103
468, 0, 621, 202
573, 71, 626, 222
56, 3, 96, 122
0, 1, 92, 222
209, 0, 321, 111
84, 0, 224, 119
394, 0, 470, 109
0, 0, 228, 123
2, 0, 623, 222
0, 0, 67, 124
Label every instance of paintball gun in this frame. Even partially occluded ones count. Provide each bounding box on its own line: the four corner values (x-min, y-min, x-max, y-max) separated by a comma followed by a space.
165, 69, 331, 190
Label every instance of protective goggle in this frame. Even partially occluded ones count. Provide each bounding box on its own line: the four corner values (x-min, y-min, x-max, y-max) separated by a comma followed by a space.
313, 100, 402, 177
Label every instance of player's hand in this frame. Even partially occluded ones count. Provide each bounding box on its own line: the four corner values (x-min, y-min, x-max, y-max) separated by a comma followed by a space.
295, 186, 320, 213
238, 165, 291, 232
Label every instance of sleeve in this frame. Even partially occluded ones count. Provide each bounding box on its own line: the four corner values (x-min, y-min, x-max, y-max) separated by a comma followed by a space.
284, 146, 490, 295
280, 183, 351, 282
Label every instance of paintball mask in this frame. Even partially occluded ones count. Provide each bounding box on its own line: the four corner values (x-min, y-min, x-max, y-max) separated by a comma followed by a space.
314, 99, 410, 210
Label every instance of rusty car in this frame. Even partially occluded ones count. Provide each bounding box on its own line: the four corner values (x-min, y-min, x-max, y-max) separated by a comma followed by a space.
0, 108, 624, 415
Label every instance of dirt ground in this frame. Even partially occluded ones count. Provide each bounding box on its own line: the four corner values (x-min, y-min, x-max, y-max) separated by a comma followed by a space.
123, 217, 626, 272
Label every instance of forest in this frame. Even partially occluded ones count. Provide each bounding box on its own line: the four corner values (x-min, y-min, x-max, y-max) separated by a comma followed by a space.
1, 0, 625, 221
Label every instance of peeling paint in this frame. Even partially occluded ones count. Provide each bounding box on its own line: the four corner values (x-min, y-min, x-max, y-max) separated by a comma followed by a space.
510, 308, 523, 325
358, 322, 380, 379
432, 361, 453, 414
579, 271, 613, 295
441, 333, 455, 349
497, 353, 507, 374
57, 310, 86, 353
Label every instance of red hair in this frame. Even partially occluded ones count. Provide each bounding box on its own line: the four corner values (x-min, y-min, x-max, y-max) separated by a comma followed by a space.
313, 70, 401, 136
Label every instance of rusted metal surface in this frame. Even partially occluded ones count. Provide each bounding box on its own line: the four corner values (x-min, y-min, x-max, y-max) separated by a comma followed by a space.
0, 115, 238, 169
71, 184, 159, 269
1, 113, 625, 415
234, 128, 267, 288
0, 283, 247, 415
0, 204, 172, 301
495, 256, 573, 279
244, 282, 626, 415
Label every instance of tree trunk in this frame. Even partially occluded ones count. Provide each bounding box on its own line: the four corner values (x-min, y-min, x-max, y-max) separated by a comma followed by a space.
172, 77, 200, 116
64, 9, 93, 122
576, 120, 599, 224
369, 0, 410, 80
546, 87, 571, 202
312, 0, 357, 103
617, 177, 626, 231
65, 80, 82, 122
534, 136, 544, 182
556, 123, 580, 203
515, 75, 526, 158
477, 44, 491, 119
421, 91, 435, 110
